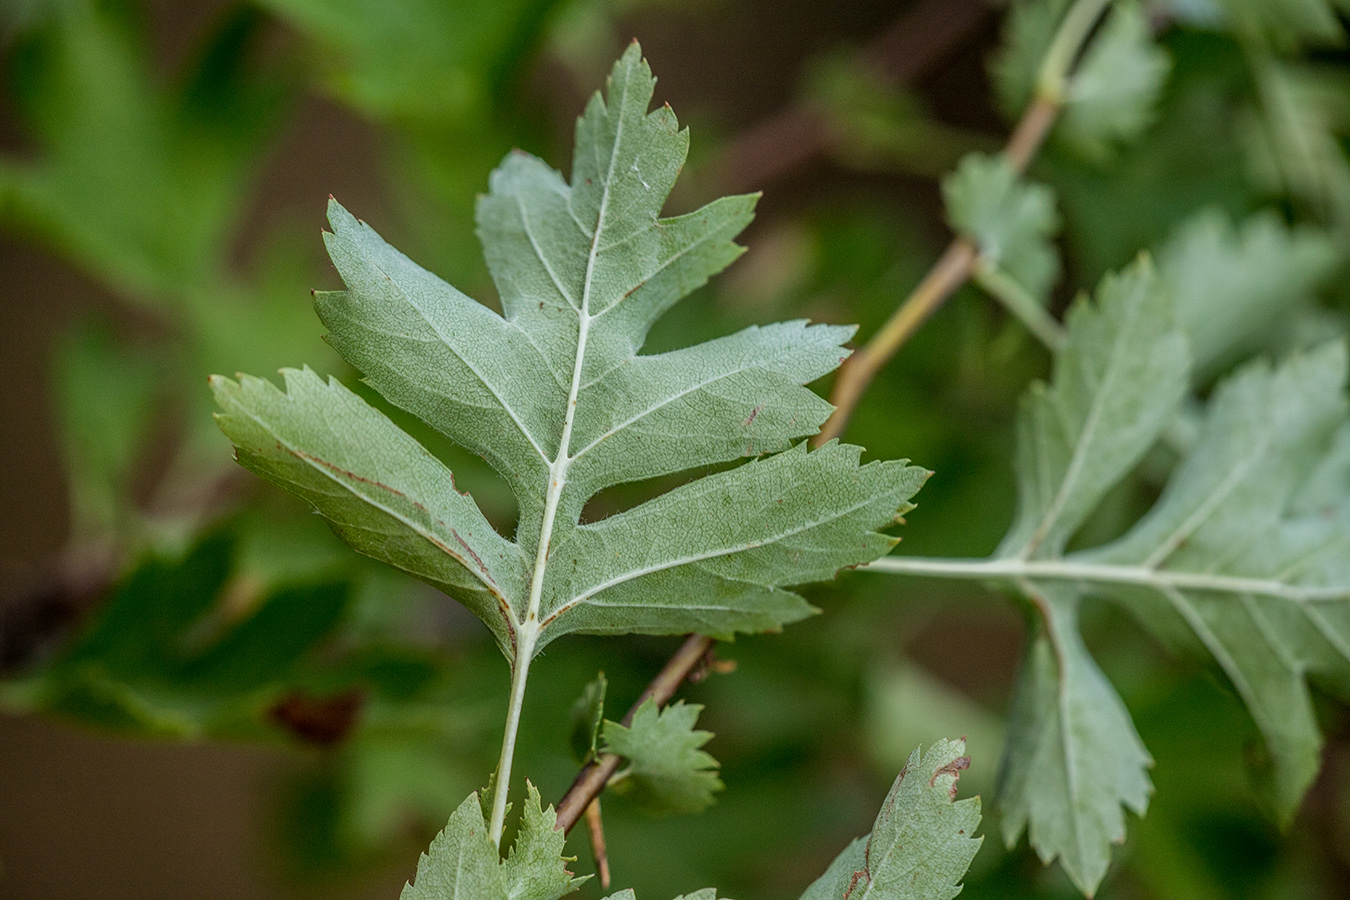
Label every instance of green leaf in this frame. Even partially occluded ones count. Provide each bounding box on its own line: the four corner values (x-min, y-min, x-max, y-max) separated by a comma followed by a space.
402, 792, 507, 900
1206, 0, 1350, 49
996, 587, 1152, 896
1087, 341, 1350, 819
215, 43, 928, 662
1157, 208, 1340, 376
402, 785, 586, 900
990, 2, 1169, 160
1057, 3, 1171, 161
943, 152, 1060, 300
10, 533, 351, 736
602, 698, 723, 815
1000, 258, 1189, 559
569, 673, 607, 764
505, 783, 587, 900
211, 367, 526, 656
799, 739, 982, 900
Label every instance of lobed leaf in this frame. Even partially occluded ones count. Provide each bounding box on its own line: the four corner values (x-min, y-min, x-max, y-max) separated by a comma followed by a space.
799, 739, 982, 900
1000, 259, 1189, 560
1087, 341, 1350, 819
944, 152, 1060, 301
403, 785, 585, 900
996, 587, 1152, 896
212, 367, 525, 654
602, 698, 722, 815
215, 43, 928, 664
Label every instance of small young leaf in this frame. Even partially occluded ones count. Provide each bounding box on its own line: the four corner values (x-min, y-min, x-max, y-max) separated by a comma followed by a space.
602, 698, 723, 815
991, 1, 1169, 160
943, 152, 1060, 300
402, 792, 507, 900
799, 739, 982, 900
569, 673, 607, 764
1057, 3, 1171, 160
505, 783, 587, 900
1000, 258, 1189, 559
403, 785, 586, 900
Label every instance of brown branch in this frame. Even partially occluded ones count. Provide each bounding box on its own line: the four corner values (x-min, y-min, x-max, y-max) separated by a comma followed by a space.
554, 633, 715, 834
815, 92, 1063, 446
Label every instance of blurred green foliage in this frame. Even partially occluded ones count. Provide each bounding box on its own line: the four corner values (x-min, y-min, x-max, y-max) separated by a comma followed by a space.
3, 1, 1350, 899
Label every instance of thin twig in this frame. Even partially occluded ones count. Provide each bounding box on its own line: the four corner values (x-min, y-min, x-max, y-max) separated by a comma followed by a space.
554, 633, 715, 834
584, 797, 611, 888
816, 0, 1114, 445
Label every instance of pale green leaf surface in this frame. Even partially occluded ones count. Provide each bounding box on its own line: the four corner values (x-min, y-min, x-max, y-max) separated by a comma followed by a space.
602, 699, 722, 815
1058, 3, 1171, 161
541, 443, 925, 645
211, 367, 525, 653
217, 43, 926, 665
997, 587, 1152, 897
403, 786, 585, 900
990, 1, 1168, 160
402, 792, 506, 900
943, 152, 1060, 300
504, 783, 587, 900
1085, 341, 1350, 818
318, 201, 563, 509
1000, 260, 1189, 559
1157, 208, 1339, 376
799, 739, 981, 900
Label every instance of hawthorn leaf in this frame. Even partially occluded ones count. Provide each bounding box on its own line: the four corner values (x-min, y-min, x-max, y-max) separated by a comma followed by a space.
1086, 341, 1350, 819
991, 1, 1169, 160
214, 43, 927, 665
799, 739, 982, 900
540, 442, 926, 647
1057, 2, 1171, 161
402, 792, 506, 900
211, 367, 525, 654
996, 587, 1152, 896
403, 786, 585, 900
600, 892, 729, 900
602, 698, 722, 815
1157, 208, 1339, 376
505, 783, 588, 900
999, 259, 1189, 560
943, 152, 1060, 300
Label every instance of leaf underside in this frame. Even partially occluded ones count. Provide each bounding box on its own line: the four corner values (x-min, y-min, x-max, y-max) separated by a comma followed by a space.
213, 42, 929, 661
884, 254, 1350, 895
799, 739, 982, 900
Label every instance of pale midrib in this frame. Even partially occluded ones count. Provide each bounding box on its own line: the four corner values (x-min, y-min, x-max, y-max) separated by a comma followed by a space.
866, 556, 1350, 603
489, 65, 631, 848
1023, 292, 1144, 557
549, 494, 880, 620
